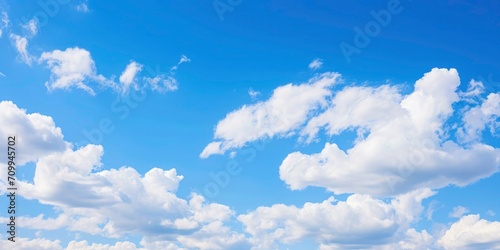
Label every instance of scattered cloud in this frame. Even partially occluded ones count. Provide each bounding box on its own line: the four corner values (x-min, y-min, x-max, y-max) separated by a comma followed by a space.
438, 214, 500, 249
0, 72, 5, 77
488, 210, 496, 216
0, 10, 8, 38
457, 92, 500, 143
34, 44, 189, 95
22, 18, 38, 37
449, 206, 470, 218
248, 88, 260, 99
425, 200, 440, 220
144, 55, 190, 93
200, 72, 340, 158
144, 75, 178, 93
10, 34, 33, 65
460, 79, 485, 103
170, 55, 191, 72
39, 47, 112, 95
119, 61, 143, 94
75, 1, 90, 13
308, 58, 323, 70
1, 11, 9, 28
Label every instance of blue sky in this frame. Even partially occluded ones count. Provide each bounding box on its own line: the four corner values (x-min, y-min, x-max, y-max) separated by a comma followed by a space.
0, 0, 499, 249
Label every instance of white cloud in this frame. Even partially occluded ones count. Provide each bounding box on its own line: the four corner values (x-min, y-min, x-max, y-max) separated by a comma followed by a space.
17, 157, 248, 247
238, 189, 434, 249
0, 237, 62, 250
425, 200, 440, 221
279, 68, 500, 196
449, 206, 470, 218
438, 214, 500, 249
22, 18, 38, 36
248, 88, 260, 99
370, 228, 434, 250
39, 48, 188, 95
201, 72, 340, 158
39, 47, 112, 95
0, 101, 68, 168
144, 55, 189, 93
170, 55, 191, 72
119, 61, 143, 93
10, 34, 33, 65
0, 100, 247, 249
144, 75, 178, 93
0, 10, 8, 37
308, 58, 323, 70
0, 72, 5, 77
1, 10, 9, 29
460, 79, 484, 103
395, 228, 434, 250
75, 2, 90, 13
458, 92, 500, 143
487, 210, 496, 216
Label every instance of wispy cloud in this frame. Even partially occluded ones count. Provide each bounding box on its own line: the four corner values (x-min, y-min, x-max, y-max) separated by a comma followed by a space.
449, 206, 470, 218
10, 34, 33, 65
75, 1, 90, 13
170, 54, 191, 72
21, 18, 38, 37
248, 88, 260, 99
308, 58, 323, 70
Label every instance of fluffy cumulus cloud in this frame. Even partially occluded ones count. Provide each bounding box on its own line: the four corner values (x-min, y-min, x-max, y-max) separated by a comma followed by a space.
202, 68, 500, 196
238, 189, 434, 249
200, 72, 341, 158
0, 101, 68, 168
0, 101, 247, 250
17, 149, 247, 248
438, 214, 500, 249
39, 47, 110, 95
0, 237, 63, 250
279, 68, 500, 196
